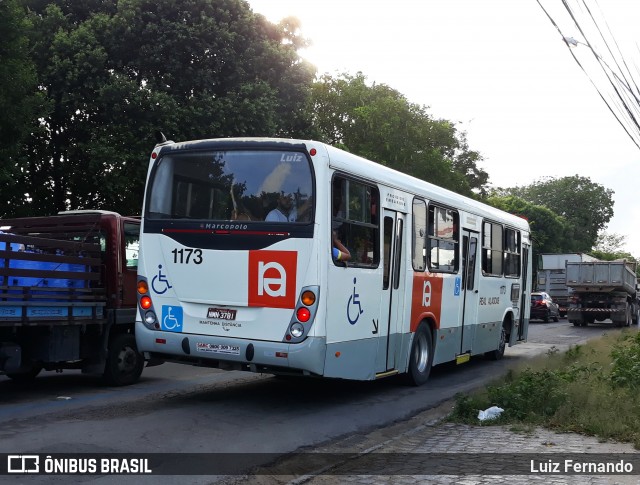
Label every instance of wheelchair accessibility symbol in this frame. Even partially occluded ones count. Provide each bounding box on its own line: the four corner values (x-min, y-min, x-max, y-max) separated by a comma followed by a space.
152, 264, 172, 295
347, 277, 364, 325
161, 305, 183, 333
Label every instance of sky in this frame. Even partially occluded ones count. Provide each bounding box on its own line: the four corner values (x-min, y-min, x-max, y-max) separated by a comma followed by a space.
247, 0, 640, 255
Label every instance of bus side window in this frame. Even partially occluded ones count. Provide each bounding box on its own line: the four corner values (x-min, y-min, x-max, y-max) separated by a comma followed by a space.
482, 221, 503, 276
504, 228, 521, 277
331, 175, 379, 268
427, 205, 459, 273
412, 198, 427, 271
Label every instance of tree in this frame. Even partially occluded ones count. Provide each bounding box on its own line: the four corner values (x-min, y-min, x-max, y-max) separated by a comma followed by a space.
311, 72, 489, 197
592, 232, 628, 255
5, 0, 316, 217
503, 175, 614, 252
590, 232, 637, 274
0, 0, 46, 209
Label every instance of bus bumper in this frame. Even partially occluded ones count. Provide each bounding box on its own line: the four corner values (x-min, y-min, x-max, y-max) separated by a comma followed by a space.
135, 321, 326, 376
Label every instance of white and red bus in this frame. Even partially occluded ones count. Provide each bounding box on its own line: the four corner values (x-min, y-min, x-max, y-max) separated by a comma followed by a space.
135, 138, 531, 385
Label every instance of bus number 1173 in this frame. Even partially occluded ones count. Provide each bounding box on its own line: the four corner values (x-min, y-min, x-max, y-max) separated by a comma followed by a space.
172, 248, 203, 265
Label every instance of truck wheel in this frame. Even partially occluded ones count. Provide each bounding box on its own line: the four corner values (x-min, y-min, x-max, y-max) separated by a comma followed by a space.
485, 326, 506, 361
404, 322, 433, 386
103, 333, 144, 386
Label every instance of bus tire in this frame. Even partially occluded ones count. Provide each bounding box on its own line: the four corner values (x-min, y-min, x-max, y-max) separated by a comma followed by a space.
485, 325, 506, 361
404, 322, 433, 386
103, 333, 144, 386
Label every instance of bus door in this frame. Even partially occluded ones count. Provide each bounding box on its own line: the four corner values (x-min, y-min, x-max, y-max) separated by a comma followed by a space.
377, 209, 406, 373
460, 229, 480, 354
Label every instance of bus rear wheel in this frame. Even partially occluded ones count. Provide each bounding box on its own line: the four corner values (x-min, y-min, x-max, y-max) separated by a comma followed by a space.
405, 322, 433, 386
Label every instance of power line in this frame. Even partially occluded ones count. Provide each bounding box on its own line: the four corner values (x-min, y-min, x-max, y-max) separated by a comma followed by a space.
536, 0, 640, 150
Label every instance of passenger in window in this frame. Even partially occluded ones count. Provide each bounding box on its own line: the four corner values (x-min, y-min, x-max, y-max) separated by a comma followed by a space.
266, 192, 298, 222
332, 230, 351, 262
296, 195, 314, 222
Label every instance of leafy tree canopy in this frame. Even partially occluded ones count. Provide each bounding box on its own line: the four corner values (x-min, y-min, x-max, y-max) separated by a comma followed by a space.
311, 72, 489, 197
500, 175, 614, 252
589, 232, 638, 276
5, 0, 316, 217
0, 0, 46, 200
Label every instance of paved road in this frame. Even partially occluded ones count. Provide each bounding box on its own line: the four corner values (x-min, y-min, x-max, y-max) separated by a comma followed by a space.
1, 320, 637, 484
222, 321, 640, 485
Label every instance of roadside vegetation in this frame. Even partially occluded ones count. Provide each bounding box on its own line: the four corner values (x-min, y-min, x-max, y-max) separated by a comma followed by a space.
448, 330, 640, 449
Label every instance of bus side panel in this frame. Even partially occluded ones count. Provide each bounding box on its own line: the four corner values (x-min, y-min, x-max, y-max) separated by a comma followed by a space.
437, 274, 466, 363
472, 275, 510, 355
323, 266, 382, 380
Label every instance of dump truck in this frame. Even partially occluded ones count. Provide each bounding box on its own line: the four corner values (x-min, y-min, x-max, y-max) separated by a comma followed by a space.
566, 259, 640, 327
536, 253, 599, 317
0, 210, 154, 385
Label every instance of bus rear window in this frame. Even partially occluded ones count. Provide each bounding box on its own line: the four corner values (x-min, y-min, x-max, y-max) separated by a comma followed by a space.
147, 150, 314, 223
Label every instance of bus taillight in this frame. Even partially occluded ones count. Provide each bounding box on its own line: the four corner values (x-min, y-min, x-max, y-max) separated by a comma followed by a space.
284, 286, 320, 343
290, 323, 304, 338
144, 311, 157, 326
301, 290, 316, 306
137, 277, 158, 328
297, 307, 311, 322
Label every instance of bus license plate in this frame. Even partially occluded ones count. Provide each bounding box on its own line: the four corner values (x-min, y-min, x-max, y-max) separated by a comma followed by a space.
207, 308, 237, 320
196, 343, 240, 355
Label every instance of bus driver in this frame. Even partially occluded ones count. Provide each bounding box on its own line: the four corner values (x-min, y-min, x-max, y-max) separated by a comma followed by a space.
266, 192, 297, 222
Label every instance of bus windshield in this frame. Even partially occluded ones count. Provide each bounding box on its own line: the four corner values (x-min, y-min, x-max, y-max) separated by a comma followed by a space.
147, 149, 314, 223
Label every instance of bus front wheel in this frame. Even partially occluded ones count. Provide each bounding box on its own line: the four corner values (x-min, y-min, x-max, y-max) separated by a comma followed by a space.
405, 322, 433, 386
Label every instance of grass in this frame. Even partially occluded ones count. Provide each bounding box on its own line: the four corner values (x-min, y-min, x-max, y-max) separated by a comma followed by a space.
447, 329, 640, 449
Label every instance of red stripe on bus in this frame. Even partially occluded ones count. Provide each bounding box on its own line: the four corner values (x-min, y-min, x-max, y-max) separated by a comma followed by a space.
162, 229, 290, 236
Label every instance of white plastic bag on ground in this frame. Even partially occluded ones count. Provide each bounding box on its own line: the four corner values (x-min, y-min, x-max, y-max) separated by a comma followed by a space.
478, 406, 504, 421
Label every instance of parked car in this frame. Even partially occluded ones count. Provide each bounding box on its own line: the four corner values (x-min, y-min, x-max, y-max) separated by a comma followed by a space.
530, 291, 561, 322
